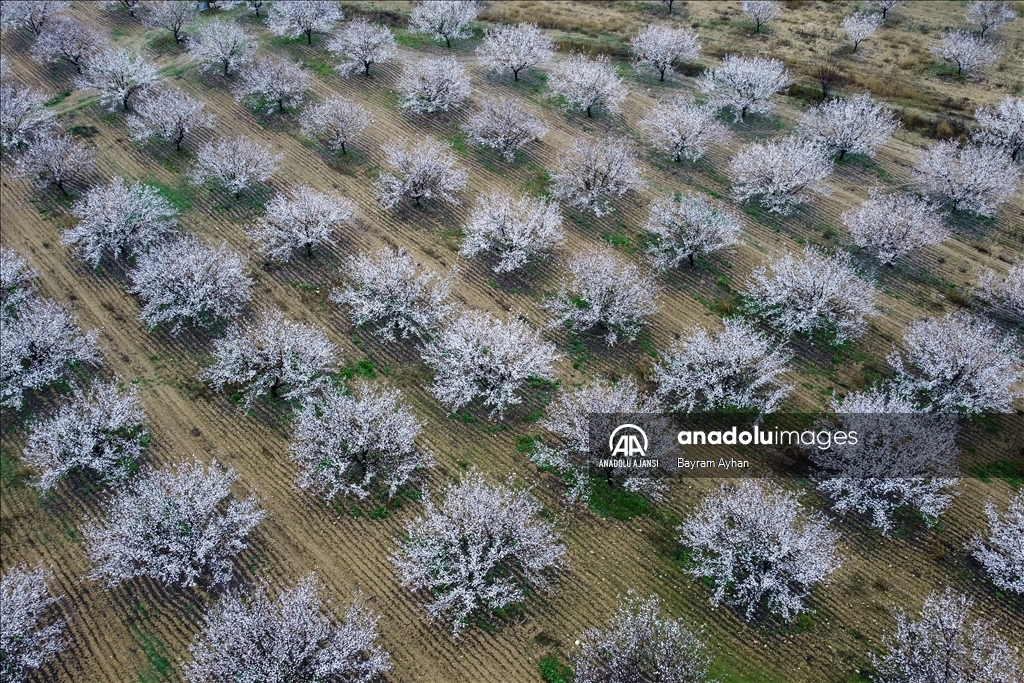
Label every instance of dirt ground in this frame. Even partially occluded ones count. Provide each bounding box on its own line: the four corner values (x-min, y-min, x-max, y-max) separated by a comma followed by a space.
1, 2, 1022, 682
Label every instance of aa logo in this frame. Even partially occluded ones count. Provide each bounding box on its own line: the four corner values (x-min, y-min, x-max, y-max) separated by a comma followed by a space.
608, 424, 648, 458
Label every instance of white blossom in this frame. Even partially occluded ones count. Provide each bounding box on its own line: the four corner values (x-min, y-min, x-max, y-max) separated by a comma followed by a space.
392, 471, 565, 636
476, 22, 554, 81
843, 12, 882, 52
327, 19, 396, 77
537, 377, 661, 502
644, 192, 742, 269
547, 53, 627, 118
245, 0, 265, 17
872, 588, 1022, 683
185, 575, 391, 683
187, 19, 256, 76
746, 247, 876, 343
266, 0, 343, 45
655, 318, 792, 413
463, 96, 546, 162
204, 309, 338, 408
679, 480, 841, 621
0, 296, 101, 410
971, 491, 1024, 595
30, 16, 106, 73
869, 0, 906, 20
64, 176, 178, 267
730, 137, 833, 214
375, 137, 467, 209
0, 83, 55, 151
814, 387, 961, 534
24, 379, 147, 491
741, 0, 781, 33
973, 96, 1024, 162
0, 565, 65, 683
975, 263, 1024, 320
422, 310, 559, 417
842, 191, 946, 265
409, 0, 478, 48
798, 93, 899, 160
931, 29, 1001, 77
191, 134, 281, 198
75, 47, 159, 111
547, 248, 658, 346
889, 312, 1024, 414
12, 132, 94, 195
397, 56, 470, 114
141, 0, 198, 42
0, 1, 69, 36
0, 246, 37, 313
84, 458, 264, 588
235, 54, 311, 113
299, 95, 371, 156
248, 184, 354, 261
698, 54, 790, 122
914, 141, 1021, 216
630, 23, 700, 81
128, 235, 252, 334
331, 247, 453, 341
639, 95, 729, 163
127, 87, 214, 151
550, 136, 643, 217
573, 593, 712, 683
97, 0, 141, 17
291, 385, 431, 501
966, 1, 1017, 37
460, 191, 563, 272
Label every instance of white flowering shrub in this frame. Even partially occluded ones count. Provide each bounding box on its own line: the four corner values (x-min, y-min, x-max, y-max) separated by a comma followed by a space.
639, 95, 729, 163
332, 247, 453, 341
392, 471, 566, 635
24, 379, 147, 491
546, 248, 659, 346
203, 309, 338, 408
679, 481, 841, 621
746, 247, 876, 343
644, 192, 741, 269
476, 22, 554, 81
655, 318, 792, 413
84, 458, 264, 588
729, 137, 833, 214
422, 310, 559, 418
291, 385, 431, 501
970, 490, 1024, 595
550, 136, 643, 217
460, 191, 563, 272
698, 54, 789, 121
248, 184, 355, 260
841, 191, 946, 265
375, 138, 467, 209
547, 53, 627, 118
463, 96, 546, 162
0, 565, 66, 683
397, 56, 470, 114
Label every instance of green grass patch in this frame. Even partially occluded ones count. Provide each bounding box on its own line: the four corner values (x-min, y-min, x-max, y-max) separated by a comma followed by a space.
147, 180, 193, 213
1, 450, 24, 488
523, 169, 552, 199
447, 131, 469, 155
303, 59, 335, 78
132, 627, 173, 682
45, 89, 73, 107
587, 476, 652, 520
515, 434, 540, 454
538, 655, 573, 683
340, 359, 377, 381
968, 460, 1023, 489
567, 332, 589, 370
394, 31, 433, 49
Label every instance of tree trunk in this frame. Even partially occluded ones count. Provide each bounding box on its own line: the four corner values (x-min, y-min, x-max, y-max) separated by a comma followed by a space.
513, 68, 520, 81
340, 140, 347, 155
223, 60, 229, 76
307, 30, 313, 45
445, 36, 452, 48
306, 242, 313, 257
364, 61, 371, 76
838, 149, 846, 161
660, 67, 666, 81
688, 253, 695, 267
278, 98, 285, 113
56, 180, 68, 196
586, 105, 592, 117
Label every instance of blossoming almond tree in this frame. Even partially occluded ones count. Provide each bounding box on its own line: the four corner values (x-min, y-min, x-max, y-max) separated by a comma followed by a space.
746, 247, 876, 343
679, 481, 841, 621
550, 136, 643, 217
644, 192, 742, 269
975, 262, 1024, 320
397, 56, 470, 114
422, 310, 559, 418
392, 471, 566, 636
203, 309, 339, 408
0, 82, 55, 151
841, 191, 946, 265
742, 0, 782, 33
966, 1, 1018, 37
332, 247, 454, 341
973, 96, 1024, 161
30, 15, 106, 73
639, 95, 729, 163
476, 22, 554, 81
13, 132, 94, 195
409, 0, 477, 48
126, 87, 215, 151
248, 184, 355, 260
186, 19, 256, 76
729, 137, 833, 214
698, 54, 789, 121
23, 379, 148, 491
546, 248, 659, 346
843, 12, 883, 52
970, 490, 1024, 595
655, 318, 793, 413
291, 385, 431, 501
64, 176, 179, 267
266, 0, 343, 45
463, 96, 547, 162
547, 53, 627, 118
460, 191, 563, 272
234, 54, 311, 113
0, 565, 66, 683
84, 458, 264, 588
327, 18, 396, 77
0, 246, 37, 314
190, 135, 281, 198
299, 95, 371, 157
630, 23, 700, 81
797, 93, 899, 160
375, 138, 467, 209
75, 47, 158, 111
913, 141, 1021, 216
185, 574, 391, 683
